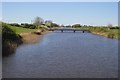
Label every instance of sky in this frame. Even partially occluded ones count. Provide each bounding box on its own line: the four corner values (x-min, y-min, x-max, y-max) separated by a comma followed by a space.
1, 0, 120, 2
2, 2, 118, 26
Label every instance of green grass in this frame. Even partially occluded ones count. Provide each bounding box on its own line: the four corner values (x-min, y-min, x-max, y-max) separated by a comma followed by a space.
75, 27, 120, 40
75, 27, 90, 30
2, 23, 23, 56
89, 27, 120, 40
108, 29, 120, 39
7, 25, 36, 34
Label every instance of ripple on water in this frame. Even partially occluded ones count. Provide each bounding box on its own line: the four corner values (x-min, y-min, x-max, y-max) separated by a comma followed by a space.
3, 32, 118, 78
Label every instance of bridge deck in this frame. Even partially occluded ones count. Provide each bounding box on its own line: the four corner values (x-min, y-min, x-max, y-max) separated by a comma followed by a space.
52, 28, 89, 32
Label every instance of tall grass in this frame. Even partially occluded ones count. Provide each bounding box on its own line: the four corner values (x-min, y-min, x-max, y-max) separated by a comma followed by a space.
89, 27, 120, 39
76, 26, 120, 40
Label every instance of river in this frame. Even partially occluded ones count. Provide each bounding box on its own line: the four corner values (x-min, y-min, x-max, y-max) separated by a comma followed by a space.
3, 31, 118, 78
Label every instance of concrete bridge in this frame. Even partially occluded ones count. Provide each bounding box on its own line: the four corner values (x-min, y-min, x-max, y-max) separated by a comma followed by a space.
52, 28, 90, 33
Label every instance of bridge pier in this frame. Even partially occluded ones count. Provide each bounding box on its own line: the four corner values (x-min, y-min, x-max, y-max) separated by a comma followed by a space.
73, 30, 75, 33
53, 28, 89, 33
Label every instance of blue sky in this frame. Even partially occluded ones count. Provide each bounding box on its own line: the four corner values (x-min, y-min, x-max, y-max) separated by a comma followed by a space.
2, 2, 118, 26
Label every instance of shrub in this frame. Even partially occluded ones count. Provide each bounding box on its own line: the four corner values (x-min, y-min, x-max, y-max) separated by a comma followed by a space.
107, 33, 115, 39
9, 23, 20, 27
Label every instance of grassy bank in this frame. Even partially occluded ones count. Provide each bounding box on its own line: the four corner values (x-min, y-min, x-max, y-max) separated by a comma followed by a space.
2, 23, 23, 56
7, 24, 36, 34
2, 23, 48, 57
2, 22, 120, 57
76, 27, 120, 40
89, 27, 120, 40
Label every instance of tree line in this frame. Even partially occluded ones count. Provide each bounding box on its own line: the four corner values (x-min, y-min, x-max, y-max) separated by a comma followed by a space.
5, 17, 120, 30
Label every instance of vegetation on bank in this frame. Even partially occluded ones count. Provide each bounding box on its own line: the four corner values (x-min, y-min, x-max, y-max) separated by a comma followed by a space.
2, 17, 120, 57
75, 26, 120, 40
2, 23, 23, 57
89, 27, 120, 39
2, 17, 52, 56
6, 25, 36, 34
2, 23, 48, 57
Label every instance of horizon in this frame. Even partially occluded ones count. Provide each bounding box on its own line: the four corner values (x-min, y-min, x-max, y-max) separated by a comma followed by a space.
2, 21, 118, 27
2, 2, 118, 26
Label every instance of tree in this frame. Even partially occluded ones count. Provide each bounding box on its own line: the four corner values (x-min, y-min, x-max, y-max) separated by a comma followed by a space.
66, 25, 71, 28
107, 24, 113, 30
107, 24, 113, 28
83, 25, 87, 27
60, 24, 64, 28
9, 23, 20, 27
34, 17, 44, 29
45, 20, 52, 28
52, 23, 59, 27
72, 24, 81, 28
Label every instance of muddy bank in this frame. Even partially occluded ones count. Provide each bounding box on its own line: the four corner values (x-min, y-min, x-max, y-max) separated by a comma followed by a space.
20, 31, 50, 44
3, 30, 50, 57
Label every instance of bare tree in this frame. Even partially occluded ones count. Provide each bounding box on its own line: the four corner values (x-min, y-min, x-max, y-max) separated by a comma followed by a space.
34, 17, 44, 29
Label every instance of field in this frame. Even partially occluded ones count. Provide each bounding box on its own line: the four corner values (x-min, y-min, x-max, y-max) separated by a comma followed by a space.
7, 25, 36, 34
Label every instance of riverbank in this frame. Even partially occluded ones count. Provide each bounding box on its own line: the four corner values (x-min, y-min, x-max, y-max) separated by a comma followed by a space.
90, 27, 120, 40
90, 30, 119, 40
2, 22, 51, 57
20, 31, 50, 44
76, 27, 120, 40
3, 31, 50, 57
90, 31, 111, 38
